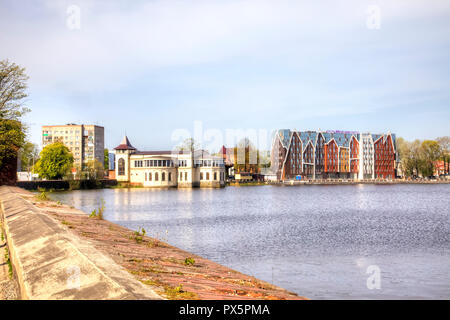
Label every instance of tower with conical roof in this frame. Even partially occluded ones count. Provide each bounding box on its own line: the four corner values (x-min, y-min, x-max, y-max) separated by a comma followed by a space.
114, 136, 136, 182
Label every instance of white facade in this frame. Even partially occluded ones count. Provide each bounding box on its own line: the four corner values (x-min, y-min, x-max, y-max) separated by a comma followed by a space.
114, 136, 225, 188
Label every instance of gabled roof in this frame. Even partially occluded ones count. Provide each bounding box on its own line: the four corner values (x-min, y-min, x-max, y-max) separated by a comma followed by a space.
114, 136, 136, 150
278, 129, 292, 148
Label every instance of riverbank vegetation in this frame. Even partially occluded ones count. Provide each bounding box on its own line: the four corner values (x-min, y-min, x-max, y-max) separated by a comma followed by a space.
397, 136, 449, 177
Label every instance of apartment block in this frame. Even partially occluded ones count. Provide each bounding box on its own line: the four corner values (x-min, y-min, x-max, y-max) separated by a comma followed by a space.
41, 124, 104, 168
271, 129, 397, 181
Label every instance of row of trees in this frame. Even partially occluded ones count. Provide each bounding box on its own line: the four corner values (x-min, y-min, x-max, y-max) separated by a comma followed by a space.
397, 137, 449, 178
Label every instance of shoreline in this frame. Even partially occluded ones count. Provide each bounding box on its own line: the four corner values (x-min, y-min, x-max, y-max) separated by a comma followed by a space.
1, 186, 304, 300
15, 178, 450, 193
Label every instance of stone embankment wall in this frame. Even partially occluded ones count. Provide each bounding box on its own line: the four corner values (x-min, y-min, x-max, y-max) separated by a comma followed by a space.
0, 186, 161, 300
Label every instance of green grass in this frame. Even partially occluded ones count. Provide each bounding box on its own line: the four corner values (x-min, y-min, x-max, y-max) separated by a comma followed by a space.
184, 257, 195, 266
89, 199, 105, 219
36, 191, 49, 201
165, 284, 197, 300
4, 247, 13, 279
130, 227, 146, 243
139, 279, 198, 300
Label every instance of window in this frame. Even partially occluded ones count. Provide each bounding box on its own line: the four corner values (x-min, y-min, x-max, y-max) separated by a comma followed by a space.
168, 172, 172, 181
149, 172, 152, 181
158, 160, 162, 167
145, 172, 147, 181
155, 172, 159, 181
162, 172, 165, 181
180, 172, 183, 181
214, 172, 217, 180
200, 172, 203, 180
206, 172, 210, 180
118, 158, 125, 176
185, 172, 187, 181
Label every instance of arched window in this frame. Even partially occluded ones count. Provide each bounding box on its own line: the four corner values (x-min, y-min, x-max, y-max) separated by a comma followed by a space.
206, 172, 210, 180
162, 172, 165, 181
185, 172, 187, 181
149, 172, 152, 181
155, 172, 159, 181
118, 158, 125, 176
168, 172, 172, 181
214, 172, 217, 180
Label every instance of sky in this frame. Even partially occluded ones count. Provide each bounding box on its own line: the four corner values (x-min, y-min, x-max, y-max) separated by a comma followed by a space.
1, 0, 449, 152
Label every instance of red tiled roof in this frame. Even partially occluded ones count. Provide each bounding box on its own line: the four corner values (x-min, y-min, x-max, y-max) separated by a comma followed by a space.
114, 136, 136, 150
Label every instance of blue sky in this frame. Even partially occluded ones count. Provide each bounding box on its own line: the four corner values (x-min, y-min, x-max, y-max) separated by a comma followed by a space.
1, 0, 449, 151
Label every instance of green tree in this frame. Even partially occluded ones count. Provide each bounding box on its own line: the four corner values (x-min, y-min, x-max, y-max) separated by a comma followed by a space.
0, 119, 25, 170
19, 141, 39, 172
104, 148, 109, 170
436, 136, 450, 174
420, 140, 441, 177
34, 142, 74, 180
0, 60, 29, 184
233, 137, 260, 174
84, 159, 105, 180
0, 60, 30, 120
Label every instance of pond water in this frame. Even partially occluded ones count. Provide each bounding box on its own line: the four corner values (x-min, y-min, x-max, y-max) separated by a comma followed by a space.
50, 184, 450, 299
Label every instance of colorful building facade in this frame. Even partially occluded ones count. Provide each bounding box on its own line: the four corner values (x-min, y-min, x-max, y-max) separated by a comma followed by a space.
271, 130, 397, 181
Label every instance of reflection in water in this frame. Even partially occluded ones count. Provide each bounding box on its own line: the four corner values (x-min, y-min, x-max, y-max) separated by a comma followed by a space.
50, 184, 450, 299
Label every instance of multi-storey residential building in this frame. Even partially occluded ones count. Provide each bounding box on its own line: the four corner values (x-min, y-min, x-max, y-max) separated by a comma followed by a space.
271, 130, 396, 181
114, 136, 225, 188
41, 124, 104, 168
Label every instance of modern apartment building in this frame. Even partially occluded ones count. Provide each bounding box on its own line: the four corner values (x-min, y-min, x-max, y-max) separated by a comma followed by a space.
41, 124, 104, 168
271, 129, 397, 181
114, 136, 226, 188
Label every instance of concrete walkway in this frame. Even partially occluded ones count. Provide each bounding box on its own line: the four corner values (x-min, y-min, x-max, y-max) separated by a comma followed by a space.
0, 186, 162, 300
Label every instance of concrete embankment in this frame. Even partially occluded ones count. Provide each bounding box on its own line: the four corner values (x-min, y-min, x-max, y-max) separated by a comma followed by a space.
0, 186, 162, 300
0, 186, 304, 300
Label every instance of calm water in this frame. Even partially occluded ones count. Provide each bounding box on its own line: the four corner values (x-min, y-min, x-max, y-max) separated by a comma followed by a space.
50, 184, 450, 299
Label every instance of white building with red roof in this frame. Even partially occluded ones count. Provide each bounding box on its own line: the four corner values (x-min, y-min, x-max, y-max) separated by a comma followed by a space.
114, 136, 225, 188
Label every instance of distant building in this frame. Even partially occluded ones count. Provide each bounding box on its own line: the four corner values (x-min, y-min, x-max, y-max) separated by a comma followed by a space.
218, 146, 235, 178
41, 124, 104, 169
433, 160, 447, 176
271, 130, 396, 181
108, 152, 115, 170
114, 136, 225, 188
17, 172, 38, 181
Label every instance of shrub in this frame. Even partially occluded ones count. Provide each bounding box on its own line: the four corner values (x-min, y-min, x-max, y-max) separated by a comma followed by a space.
89, 199, 105, 219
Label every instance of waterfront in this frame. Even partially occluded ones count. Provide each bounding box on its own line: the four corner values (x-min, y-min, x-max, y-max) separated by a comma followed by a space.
50, 184, 450, 299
